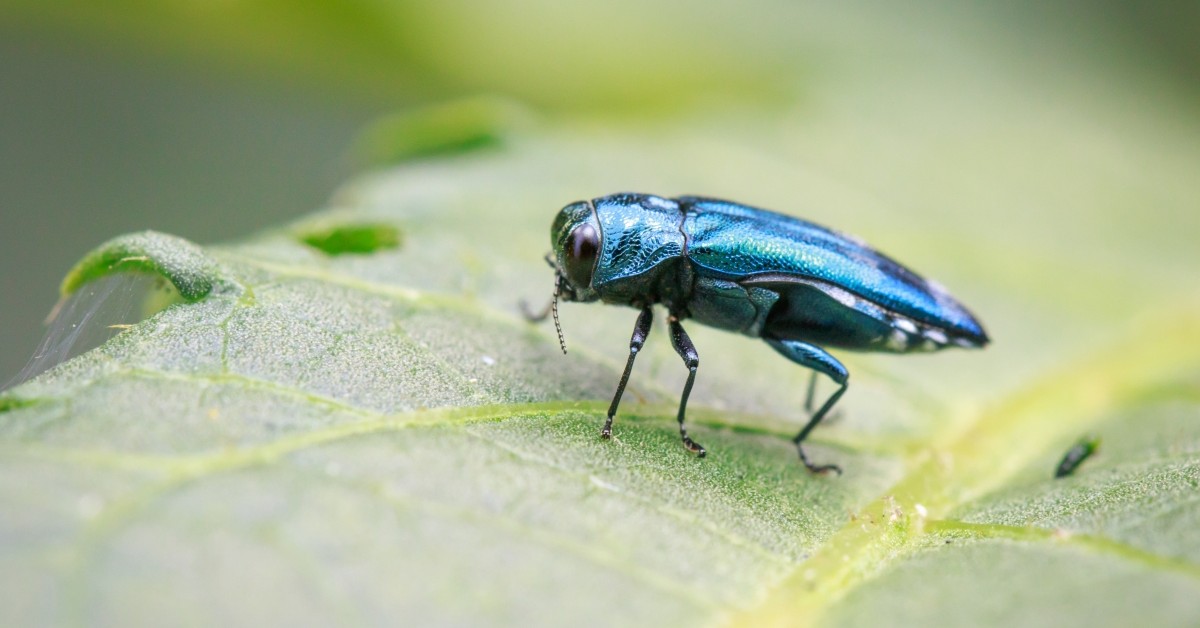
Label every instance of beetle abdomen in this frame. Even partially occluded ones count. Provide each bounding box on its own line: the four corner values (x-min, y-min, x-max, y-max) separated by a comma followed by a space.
756, 276, 983, 353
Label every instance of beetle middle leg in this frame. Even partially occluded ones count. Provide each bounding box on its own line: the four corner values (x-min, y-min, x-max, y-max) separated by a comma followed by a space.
765, 337, 849, 475
668, 315, 706, 457
804, 371, 845, 424
804, 371, 818, 413
603, 306, 653, 439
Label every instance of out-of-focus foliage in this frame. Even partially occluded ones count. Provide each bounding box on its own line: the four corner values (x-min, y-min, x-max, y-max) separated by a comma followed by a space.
6, 1, 1196, 112
1, 0, 798, 110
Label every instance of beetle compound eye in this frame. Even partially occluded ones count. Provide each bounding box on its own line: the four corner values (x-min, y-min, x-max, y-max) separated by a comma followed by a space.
564, 223, 599, 288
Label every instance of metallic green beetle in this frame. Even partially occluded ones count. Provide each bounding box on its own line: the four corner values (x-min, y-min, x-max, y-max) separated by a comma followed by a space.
534, 193, 988, 473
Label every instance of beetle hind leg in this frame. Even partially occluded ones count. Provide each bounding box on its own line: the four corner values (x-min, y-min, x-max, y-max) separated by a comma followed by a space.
765, 338, 849, 475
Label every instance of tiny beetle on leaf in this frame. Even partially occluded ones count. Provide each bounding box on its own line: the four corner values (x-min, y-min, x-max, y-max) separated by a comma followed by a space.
528, 193, 989, 474
1055, 436, 1100, 478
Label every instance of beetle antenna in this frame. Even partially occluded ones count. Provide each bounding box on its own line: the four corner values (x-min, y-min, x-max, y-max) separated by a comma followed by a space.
552, 273, 566, 354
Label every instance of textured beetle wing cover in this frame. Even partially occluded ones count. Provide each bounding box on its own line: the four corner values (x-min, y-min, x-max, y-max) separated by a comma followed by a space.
679, 196, 987, 344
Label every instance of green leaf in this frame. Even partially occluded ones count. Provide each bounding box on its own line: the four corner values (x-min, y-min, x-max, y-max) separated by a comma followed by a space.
4, 19, 1200, 626
59, 231, 236, 302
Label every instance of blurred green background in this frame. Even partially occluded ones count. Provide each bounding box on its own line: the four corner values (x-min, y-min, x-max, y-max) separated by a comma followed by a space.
1, 0, 1197, 381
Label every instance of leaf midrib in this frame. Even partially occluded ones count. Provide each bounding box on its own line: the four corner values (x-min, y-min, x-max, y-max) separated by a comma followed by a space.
733, 311, 1200, 627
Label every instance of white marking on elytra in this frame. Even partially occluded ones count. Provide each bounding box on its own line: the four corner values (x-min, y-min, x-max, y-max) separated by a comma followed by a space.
923, 329, 949, 345
887, 329, 908, 351
894, 318, 918, 334
644, 195, 678, 211
825, 285, 859, 309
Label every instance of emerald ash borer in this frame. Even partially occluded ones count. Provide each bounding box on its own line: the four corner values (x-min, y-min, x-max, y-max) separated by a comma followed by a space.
527, 193, 989, 474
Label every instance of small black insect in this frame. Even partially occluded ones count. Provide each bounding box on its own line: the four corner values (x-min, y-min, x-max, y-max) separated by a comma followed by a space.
1055, 436, 1100, 478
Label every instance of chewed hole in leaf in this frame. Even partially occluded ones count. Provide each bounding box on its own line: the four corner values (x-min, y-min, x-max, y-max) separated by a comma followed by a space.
0, 396, 37, 414
299, 223, 403, 256
2, 274, 183, 389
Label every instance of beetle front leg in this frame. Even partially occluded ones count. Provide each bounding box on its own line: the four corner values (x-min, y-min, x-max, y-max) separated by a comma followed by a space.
603, 306, 653, 439
668, 316, 706, 457
766, 337, 849, 475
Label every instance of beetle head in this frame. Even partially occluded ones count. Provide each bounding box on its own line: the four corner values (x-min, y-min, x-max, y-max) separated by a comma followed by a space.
551, 200, 602, 303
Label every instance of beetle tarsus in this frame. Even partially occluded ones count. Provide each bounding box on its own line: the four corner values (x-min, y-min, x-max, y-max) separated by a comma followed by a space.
682, 435, 706, 457
797, 446, 842, 475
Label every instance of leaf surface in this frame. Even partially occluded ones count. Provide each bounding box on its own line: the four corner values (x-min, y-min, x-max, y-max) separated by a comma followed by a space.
4, 14, 1200, 626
